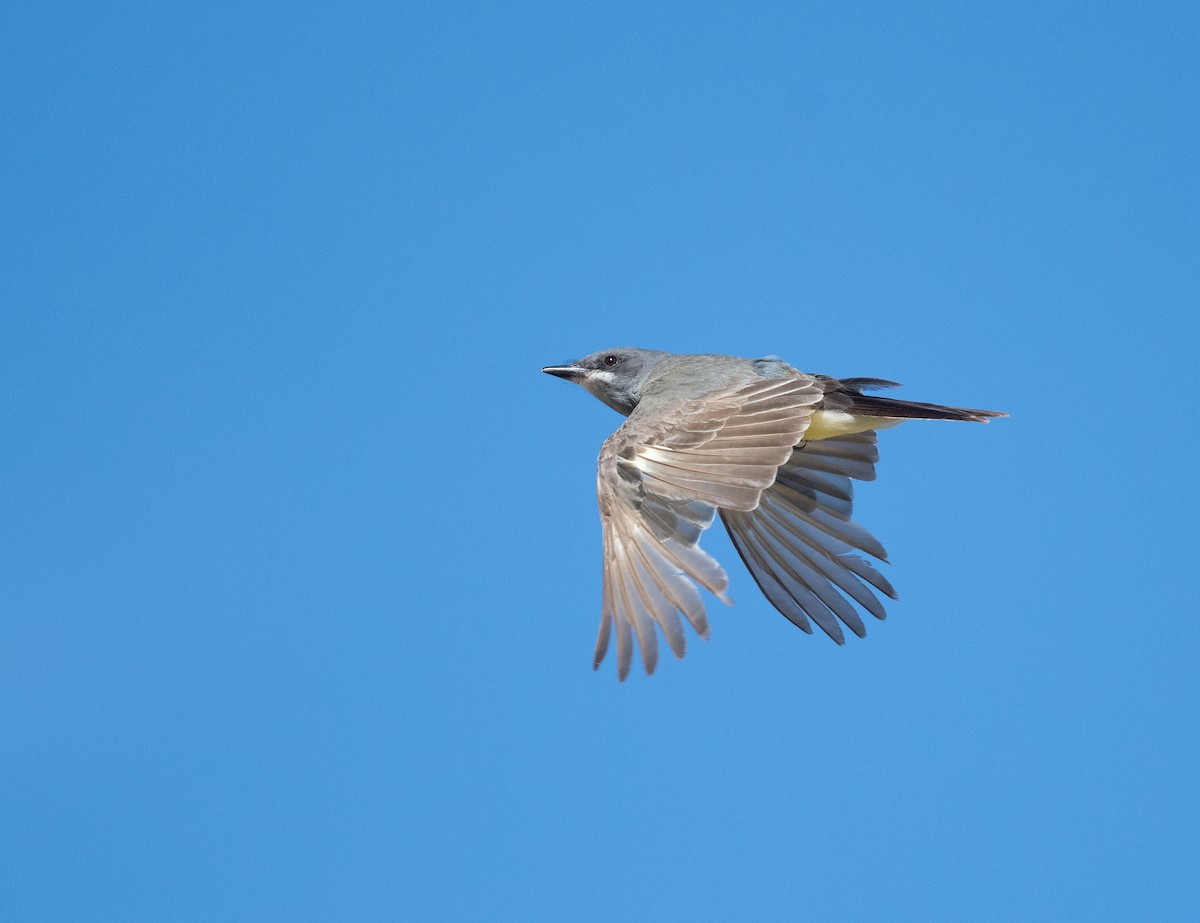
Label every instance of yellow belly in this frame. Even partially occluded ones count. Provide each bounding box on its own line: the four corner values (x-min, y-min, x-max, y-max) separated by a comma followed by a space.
805, 410, 903, 441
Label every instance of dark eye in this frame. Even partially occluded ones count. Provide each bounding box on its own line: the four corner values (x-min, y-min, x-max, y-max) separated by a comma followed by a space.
602, 355, 618, 368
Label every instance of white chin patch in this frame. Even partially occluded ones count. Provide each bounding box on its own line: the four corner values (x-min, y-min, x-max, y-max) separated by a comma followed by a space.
583, 370, 616, 395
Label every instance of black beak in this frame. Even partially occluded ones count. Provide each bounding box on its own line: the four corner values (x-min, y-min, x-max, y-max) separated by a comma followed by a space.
542, 364, 583, 381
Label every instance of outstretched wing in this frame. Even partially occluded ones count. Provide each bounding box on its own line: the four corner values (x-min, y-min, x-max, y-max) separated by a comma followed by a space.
596, 376, 822, 679
720, 431, 898, 645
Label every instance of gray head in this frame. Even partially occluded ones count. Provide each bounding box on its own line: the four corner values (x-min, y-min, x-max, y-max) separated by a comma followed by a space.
542, 347, 669, 416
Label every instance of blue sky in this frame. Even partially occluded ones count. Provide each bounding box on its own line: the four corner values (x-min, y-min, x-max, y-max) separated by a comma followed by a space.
3, 1, 1198, 919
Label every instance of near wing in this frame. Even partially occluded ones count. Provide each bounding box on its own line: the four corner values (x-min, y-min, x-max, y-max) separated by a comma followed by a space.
595, 376, 822, 680
720, 431, 898, 645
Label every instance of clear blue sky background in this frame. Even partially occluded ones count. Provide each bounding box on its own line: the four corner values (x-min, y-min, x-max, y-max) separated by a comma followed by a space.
3, 2, 1198, 920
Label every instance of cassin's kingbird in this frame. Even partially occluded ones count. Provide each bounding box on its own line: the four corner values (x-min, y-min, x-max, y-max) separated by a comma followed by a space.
543, 347, 1006, 680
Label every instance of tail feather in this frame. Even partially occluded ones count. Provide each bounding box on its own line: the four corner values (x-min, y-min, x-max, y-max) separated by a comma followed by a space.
844, 393, 1007, 423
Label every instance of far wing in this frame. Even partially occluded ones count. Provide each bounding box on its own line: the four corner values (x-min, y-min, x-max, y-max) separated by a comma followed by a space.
596, 376, 822, 679
720, 432, 898, 644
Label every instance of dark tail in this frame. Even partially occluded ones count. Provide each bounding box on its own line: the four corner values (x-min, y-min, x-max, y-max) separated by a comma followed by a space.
831, 377, 1007, 423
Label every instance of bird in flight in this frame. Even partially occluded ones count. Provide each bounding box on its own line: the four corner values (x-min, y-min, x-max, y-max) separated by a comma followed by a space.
543, 348, 1006, 680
